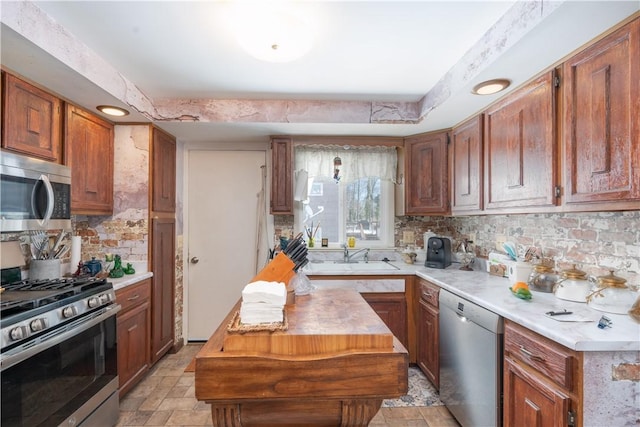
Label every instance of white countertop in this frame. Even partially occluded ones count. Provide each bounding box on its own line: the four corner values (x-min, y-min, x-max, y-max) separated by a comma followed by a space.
110, 272, 153, 291
304, 259, 640, 352
416, 267, 640, 352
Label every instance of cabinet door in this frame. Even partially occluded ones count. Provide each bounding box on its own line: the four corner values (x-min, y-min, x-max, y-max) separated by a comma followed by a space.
404, 130, 449, 215
484, 71, 557, 210
504, 356, 571, 427
2, 73, 62, 162
270, 137, 293, 214
151, 127, 176, 213
361, 293, 407, 349
417, 300, 439, 388
117, 301, 150, 397
151, 217, 175, 364
563, 18, 640, 205
451, 115, 483, 213
65, 104, 114, 214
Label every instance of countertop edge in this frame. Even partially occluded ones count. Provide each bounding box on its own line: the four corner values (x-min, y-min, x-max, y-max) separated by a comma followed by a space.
111, 272, 154, 291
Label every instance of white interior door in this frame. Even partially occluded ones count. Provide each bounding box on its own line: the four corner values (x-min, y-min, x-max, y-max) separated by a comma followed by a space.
187, 150, 266, 341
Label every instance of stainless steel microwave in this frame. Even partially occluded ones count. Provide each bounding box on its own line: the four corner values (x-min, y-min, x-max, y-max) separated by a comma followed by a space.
0, 150, 71, 232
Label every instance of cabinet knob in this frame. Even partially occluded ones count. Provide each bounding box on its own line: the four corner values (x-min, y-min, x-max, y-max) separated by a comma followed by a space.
190, 257, 199, 264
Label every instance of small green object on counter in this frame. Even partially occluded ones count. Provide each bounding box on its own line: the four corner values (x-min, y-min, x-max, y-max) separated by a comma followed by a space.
123, 263, 136, 275
509, 286, 532, 300
109, 254, 125, 278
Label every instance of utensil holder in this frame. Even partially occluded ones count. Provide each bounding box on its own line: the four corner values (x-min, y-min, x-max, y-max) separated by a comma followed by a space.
251, 252, 296, 305
30, 259, 61, 280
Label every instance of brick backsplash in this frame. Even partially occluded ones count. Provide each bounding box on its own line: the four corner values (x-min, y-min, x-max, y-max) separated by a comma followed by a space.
456, 212, 639, 287
73, 214, 149, 263
276, 211, 640, 287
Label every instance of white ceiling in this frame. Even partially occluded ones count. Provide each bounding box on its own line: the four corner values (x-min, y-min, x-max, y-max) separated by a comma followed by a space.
1, 1, 639, 143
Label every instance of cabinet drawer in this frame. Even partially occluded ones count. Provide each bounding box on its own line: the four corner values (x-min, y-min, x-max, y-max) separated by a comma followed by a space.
116, 279, 151, 313
419, 280, 440, 307
504, 321, 575, 390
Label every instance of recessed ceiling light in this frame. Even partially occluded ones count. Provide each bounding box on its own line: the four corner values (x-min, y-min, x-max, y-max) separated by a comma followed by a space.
472, 79, 511, 95
96, 105, 130, 117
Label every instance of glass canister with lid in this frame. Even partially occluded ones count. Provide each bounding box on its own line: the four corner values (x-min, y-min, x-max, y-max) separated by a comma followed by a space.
586, 270, 635, 314
527, 263, 558, 293
553, 264, 591, 302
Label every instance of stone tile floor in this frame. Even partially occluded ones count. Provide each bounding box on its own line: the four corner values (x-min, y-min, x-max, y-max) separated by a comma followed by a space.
117, 343, 460, 426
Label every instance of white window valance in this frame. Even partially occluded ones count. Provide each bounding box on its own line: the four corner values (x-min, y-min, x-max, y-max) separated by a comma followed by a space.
294, 145, 397, 183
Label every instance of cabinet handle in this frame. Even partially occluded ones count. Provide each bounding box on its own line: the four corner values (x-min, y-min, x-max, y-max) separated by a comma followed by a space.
127, 294, 140, 301
519, 345, 545, 362
422, 292, 433, 299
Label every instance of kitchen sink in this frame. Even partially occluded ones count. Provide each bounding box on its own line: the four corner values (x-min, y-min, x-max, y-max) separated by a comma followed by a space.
304, 260, 400, 272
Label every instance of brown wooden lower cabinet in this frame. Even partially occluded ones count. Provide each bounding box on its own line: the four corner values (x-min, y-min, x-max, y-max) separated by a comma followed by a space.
416, 279, 440, 388
116, 279, 151, 397
503, 320, 580, 427
417, 299, 439, 388
503, 356, 571, 427
361, 292, 407, 349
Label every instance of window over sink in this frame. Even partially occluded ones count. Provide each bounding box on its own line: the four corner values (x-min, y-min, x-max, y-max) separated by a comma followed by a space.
293, 145, 396, 248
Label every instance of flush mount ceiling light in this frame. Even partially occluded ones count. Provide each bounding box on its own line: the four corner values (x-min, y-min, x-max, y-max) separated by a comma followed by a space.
472, 79, 511, 95
232, 4, 315, 63
96, 105, 129, 117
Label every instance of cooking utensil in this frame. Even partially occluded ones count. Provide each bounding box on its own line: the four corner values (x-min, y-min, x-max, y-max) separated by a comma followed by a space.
50, 230, 66, 258
523, 247, 537, 262
502, 242, 517, 261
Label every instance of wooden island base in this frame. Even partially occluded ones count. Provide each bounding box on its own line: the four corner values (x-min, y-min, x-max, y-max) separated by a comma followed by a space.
195, 289, 408, 427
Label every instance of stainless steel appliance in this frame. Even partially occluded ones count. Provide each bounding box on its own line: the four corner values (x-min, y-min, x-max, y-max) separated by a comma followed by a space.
425, 236, 451, 269
439, 289, 503, 427
1, 274, 121, 427
0, 150, 71, 232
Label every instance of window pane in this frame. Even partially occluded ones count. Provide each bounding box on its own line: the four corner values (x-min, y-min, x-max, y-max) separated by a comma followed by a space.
346, 177, 381, 243
300, 176, 387, 246
302, 177, 339, 242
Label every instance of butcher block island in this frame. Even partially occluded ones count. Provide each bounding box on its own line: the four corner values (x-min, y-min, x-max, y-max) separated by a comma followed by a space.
194, 288, 409, 427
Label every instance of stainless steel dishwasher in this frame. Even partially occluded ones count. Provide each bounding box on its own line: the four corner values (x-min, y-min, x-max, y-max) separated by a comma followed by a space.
439, 289, 503, 427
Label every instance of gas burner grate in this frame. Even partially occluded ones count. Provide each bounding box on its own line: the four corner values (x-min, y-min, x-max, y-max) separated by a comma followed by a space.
0, 277, 111, 320
2, 277, 105, 292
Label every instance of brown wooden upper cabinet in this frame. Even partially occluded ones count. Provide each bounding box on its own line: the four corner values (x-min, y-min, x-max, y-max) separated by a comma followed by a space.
2, 73, 62, 163
404, 130, 449, 215
65, 104, 114, 215
484, 71, 557, 211
270, 137, 293, 215
151, 127, 176, 213
563, 17, 640, 207
451, 115, 484, 214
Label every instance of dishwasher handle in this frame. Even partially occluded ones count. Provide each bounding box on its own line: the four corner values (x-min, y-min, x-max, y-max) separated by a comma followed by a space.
519, 345, 546, 362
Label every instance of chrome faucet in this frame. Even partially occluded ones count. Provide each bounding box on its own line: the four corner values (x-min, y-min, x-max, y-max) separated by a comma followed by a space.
342, 244, 370, 263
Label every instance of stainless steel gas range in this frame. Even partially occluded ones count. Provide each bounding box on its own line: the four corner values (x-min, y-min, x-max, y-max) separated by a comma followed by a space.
1, 274, 121, 427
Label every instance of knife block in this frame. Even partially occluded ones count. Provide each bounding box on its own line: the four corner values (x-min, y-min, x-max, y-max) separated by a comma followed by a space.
250, 252, 297, 305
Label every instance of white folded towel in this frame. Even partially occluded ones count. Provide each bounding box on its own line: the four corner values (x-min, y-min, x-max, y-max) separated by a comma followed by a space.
240, 302, 284, 324
241, 281, 286, 306
240, 281, 286, 324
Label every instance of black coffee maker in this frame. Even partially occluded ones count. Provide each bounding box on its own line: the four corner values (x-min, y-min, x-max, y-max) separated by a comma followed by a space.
425, 236, 452, 269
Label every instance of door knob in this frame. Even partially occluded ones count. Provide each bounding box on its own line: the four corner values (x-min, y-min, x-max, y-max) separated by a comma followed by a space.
190, 257, 199, 264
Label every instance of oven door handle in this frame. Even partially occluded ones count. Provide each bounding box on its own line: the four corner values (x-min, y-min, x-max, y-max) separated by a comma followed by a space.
0, 304, 121, 372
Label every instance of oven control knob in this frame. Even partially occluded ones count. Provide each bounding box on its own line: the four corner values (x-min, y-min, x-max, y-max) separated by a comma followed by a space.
9, 326, 28, 341
62, 306, 78, 318
30, 318, 48, 332
98, 294, 110, 305
88, 297, 100, 308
